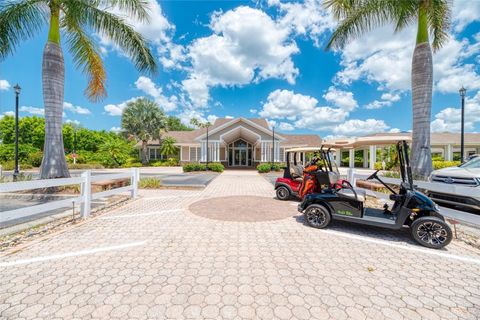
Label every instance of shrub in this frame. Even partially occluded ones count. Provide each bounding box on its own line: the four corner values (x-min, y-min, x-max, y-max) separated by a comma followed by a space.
150, 157, 179, 167
257, 163, 271, 173
433, 160, 460, 170
139, 177, 162, 189
271, 163, 285, 172
123, 162, 143, 168
68, 163, 104, 169
183, 163, 206, 172
29, 150, 44, 167
0, 144, 40, 163
207, 162, 224, 172
0, 161, 32, 170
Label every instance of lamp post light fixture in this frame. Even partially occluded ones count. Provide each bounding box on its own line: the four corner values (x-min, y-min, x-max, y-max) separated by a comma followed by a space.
13, 84, 21, 181
271, 125, 275, 168
459, 86, 466, 162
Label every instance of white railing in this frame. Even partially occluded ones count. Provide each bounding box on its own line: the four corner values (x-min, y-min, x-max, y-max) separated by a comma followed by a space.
0, 168, 140, 223
347, 169, 480, 197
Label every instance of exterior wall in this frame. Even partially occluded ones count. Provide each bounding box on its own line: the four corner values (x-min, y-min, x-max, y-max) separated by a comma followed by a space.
220, 147, 226, 161
180, 146, 189, 162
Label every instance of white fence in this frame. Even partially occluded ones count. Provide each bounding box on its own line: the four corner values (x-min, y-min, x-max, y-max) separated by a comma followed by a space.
347, 169, 480, 197
0, 169, 140, 222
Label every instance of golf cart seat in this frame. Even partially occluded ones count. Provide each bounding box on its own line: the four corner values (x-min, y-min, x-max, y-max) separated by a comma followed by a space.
290, 165, 304, 179
337, 188, 366, 202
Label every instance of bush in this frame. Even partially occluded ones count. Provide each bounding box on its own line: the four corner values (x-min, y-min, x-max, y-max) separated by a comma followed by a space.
271, 163, 285, 172
183, 163, 207, 172
68, 163, 104, 169
0, 144, 40, 163
28, 150, 44, 167
433, 160, 460, 170
257, 163, 271, 173
207, 162, 224, 172
150, 157, 179, 167
139, 177, 162, 189
0, 161, 33, 170
122, 162, 143, 168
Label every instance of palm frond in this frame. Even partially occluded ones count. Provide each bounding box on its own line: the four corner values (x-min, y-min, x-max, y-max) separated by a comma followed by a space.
62, 0, 157, 74
101, 0, 151, 23
392, 0, 418, 32
427, 0, 451, 51
0, 0, 47, 60
325, 0, 401, 50
62, 12, 107, 101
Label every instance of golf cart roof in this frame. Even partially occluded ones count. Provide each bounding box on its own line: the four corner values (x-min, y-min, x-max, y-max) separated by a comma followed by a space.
286, 147, 336, 153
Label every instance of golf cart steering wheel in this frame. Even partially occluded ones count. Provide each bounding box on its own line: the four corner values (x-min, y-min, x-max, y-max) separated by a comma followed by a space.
366, 169, 380, 181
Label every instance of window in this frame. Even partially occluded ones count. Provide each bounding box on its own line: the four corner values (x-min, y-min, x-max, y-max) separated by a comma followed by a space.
149, 148, 157, 160
233, 139, 247, 148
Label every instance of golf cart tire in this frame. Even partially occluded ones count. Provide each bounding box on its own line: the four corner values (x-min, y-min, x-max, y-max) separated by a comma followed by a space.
410, 216, 453, 249
304, 204, 331, 229
276, 186, 291, 201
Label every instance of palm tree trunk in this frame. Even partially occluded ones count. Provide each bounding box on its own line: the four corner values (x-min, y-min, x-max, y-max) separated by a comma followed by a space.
141, 140, 148, 165
40, 41, 70, 178
411, 41, 433, 179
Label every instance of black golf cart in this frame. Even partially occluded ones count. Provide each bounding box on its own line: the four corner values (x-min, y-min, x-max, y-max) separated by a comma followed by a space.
298, 141, 453, 249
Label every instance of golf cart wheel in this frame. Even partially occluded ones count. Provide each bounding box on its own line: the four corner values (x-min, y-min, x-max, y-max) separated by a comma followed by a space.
276, 186, 291, 201
411, 217, 453, 249
304, 204, 331, 229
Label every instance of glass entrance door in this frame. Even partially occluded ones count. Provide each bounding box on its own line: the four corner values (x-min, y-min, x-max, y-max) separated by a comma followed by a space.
228, 139, 252, 166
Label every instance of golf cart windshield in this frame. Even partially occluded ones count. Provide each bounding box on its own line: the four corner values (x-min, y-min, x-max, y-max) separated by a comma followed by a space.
284, 147, 338, 179
396, 140, 413, 189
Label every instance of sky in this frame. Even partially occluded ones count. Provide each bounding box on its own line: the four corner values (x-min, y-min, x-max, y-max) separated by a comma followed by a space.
0, 0, 479, 139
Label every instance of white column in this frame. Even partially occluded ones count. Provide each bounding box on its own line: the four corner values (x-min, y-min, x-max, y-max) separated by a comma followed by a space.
445, 144, 453, 161
80, 170, 91, 218
369, 145, 377, 169
363, 149, 368, 168
348, 149, 355, 168
336, 149, 341, 167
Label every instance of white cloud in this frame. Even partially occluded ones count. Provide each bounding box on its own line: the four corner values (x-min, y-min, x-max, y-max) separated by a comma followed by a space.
135, 76, 178, 112
365, 92, 401, 109
270, 0, 335, 47
323, 86, 357, 111
225, 115, 234, 119
176, 108, 218, 126
63, 102, 91, 115
332, 119, 390, 136
183, 6, 299, 107
0, 80, 10, 91
333, 3, 480, 96
20, 106, 44, 115
258, 89, 350, 131
259, 89, 318, 120
452, 0, 480, 32
4, 111, 14, 116
104, 97, 141, 116
110, 126, 122, 133
267, 119, 295, 131
249, 109, 258, 114
431, 90, 480, 132
65, 119, 81, 126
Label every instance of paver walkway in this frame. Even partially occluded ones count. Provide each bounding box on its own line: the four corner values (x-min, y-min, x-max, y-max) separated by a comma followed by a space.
1, 170, 480, 319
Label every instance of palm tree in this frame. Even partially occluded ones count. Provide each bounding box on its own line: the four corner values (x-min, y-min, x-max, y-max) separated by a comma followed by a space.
160, 137, 178, 158
325, 0, 451, 179
0, 0, 157, 178
121, 98, 167, 165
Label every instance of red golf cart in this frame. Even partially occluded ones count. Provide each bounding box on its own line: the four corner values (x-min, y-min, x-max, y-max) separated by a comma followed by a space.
275, 147, 349, 200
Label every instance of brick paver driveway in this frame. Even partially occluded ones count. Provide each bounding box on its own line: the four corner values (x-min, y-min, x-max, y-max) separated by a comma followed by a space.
1, 170, 480, 319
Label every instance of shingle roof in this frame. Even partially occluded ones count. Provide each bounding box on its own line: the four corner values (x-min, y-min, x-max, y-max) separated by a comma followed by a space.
282, 134, 322, 147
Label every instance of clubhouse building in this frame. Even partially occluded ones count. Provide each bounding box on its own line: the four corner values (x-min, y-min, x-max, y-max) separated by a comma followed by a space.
147, 117, 321, 167
144, 117, 480, 169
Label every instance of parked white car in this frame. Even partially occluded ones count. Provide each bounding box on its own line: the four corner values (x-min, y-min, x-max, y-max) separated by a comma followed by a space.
428, 157, 480, 211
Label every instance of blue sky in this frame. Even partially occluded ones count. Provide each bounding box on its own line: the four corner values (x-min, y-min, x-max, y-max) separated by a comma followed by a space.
0, 0, 479, 139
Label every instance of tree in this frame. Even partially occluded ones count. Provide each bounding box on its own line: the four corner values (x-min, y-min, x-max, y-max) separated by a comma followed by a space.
325, 0, 450, 179
121, 98, 167, 165
160, 137, 178, 158
0, 0, 157, 178
167, 116, 193, 131
98, 137, 132, 167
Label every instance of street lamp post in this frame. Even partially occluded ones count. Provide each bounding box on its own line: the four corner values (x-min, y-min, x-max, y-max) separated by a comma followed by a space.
271, 125, 275, 168
13, 84, 21, 181
459, 87, 466, 162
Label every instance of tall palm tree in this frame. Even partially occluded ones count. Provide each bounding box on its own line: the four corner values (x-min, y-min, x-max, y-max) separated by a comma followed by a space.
325, 0, 451, 179
0, 0, 157, 178
121, 98, 167, 165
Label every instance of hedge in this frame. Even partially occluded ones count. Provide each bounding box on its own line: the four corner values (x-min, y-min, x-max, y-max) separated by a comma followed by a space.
207, 162, 224, 172
257, 163, 272, 173
183, 163, 207, 172
433, 160, 460, 170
